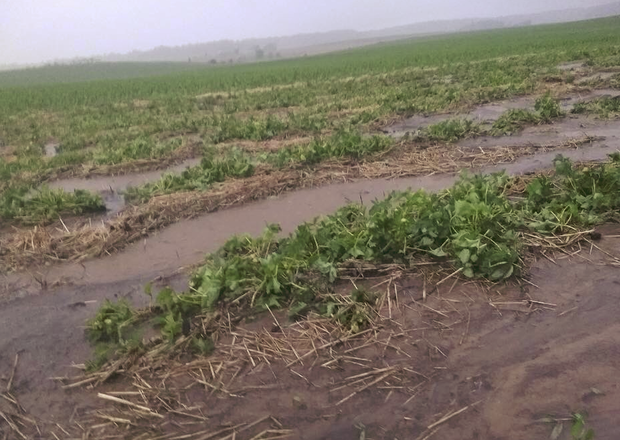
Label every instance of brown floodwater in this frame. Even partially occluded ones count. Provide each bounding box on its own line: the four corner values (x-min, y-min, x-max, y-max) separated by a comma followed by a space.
5, 137, 618, 302
385, 89, 620, 137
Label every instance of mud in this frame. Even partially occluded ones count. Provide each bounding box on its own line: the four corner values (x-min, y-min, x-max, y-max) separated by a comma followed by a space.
2, 231, 620, 439
576, 71, 618, 84
3, 89, 620, 438
385, 89, 620, 137
48, 157, 201, 215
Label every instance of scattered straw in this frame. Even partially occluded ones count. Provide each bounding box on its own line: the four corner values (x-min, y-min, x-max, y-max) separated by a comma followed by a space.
0, 136, 594, 271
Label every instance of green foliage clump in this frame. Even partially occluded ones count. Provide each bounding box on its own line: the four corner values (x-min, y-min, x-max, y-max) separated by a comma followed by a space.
490, 93, 565, 135
423, 119, 483, 142
572, 96, 620, 118
491, 109, 541, 135
524, 154, 620, 232
124, 148, 255, 203
92, 137, 183, 165
87, 300, 135, 344
534, 92, 565, 121
210, 114, 288, 143
269, 130, 392, 167
0, 186, 105, 224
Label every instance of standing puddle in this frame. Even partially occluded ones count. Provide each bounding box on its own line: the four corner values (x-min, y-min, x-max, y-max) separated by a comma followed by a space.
44, 142, 59, 158
458, 115, 620, 149
385, 89, 620, 138
9, 136, 619, 295
48, 157, 201, 215
576, 71, 618, 85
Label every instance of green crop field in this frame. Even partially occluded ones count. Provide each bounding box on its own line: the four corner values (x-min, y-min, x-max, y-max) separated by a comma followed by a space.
0, 62, 210, 88
0, 16, 619, 224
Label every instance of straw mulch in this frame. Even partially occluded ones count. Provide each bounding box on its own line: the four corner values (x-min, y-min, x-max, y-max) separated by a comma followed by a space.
0, 137, 593, 271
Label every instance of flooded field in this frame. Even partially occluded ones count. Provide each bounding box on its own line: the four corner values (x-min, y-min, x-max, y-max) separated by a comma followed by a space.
2, 17, 620, 439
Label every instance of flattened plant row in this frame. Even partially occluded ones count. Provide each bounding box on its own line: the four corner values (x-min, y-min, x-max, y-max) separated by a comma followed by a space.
87, 154, 620, 368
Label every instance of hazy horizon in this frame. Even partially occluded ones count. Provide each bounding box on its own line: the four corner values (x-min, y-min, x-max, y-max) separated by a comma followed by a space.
1, 0, 616, 65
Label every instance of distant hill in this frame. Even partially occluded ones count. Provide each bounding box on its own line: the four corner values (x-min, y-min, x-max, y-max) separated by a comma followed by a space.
4, 1, 619, 70
94, 2, 620, 65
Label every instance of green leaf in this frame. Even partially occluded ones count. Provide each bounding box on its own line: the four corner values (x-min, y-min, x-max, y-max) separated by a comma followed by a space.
429, 248, 447, 257
349, 247, 365, 258
144, 282, 153, 298
458, 248, 471, 264
463, 267, 474, 278
571, 417, 584, 438
420, 237, 434, 247
490, 267, 506, 280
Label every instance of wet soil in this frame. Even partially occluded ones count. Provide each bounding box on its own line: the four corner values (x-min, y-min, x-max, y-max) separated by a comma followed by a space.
3, 89, 620, 439
2, 230, 619, 439
384, 89, 620, 137
3, 135, 617, 304
47, 157, 201, 216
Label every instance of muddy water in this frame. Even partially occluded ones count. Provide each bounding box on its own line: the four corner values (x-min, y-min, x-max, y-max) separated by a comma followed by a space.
6, 140, 618, 302
48, 157, 201, 215
459, 114, 620, 149
385, 89, 620, 137
44, 91, 620, 215
48, 157, 202, 194
576, 71, 618, 84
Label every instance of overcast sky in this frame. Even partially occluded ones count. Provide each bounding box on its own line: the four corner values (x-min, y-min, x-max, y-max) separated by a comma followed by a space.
0, 0, 613, 65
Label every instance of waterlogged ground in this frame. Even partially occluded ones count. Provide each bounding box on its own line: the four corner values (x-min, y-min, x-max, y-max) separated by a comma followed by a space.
1, 227, 619, 439
1, 123, 620, 438
384, 89, 620, 137
2, 19, 620, 440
